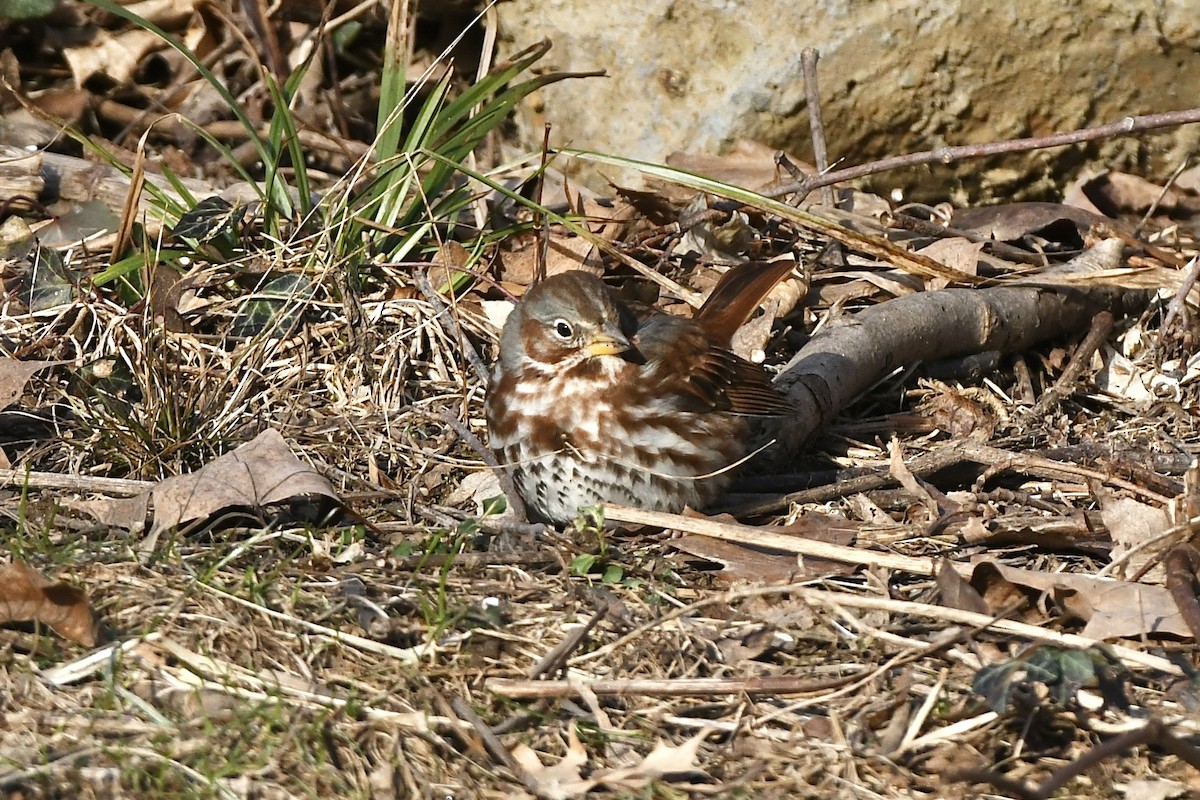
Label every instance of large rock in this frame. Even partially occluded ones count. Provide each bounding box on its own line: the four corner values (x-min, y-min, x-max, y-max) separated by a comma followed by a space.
496, 0, 1200, 202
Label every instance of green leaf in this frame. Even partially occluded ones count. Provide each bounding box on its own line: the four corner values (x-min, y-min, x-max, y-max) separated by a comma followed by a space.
571, 554, 599, 576
171, 196, 247, 244
481, 495, 507, 516
22, 246, 75, 311
230, 274, 317, 339
601, 564, 624, 584
0, 0, 55, 20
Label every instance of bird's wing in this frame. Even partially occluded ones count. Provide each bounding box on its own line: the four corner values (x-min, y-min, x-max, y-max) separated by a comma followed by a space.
635, 314, 794, 417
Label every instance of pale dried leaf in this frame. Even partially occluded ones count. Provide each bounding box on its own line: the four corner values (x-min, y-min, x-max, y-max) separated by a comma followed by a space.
0, 560, 98, 646
83, 429, 339, 539
1096, 345, 1176, 405
444, 469, 506, 515
511, 725, 593, 800
480, 299, 513, 333
969, 560, 1186, 639
62, 28, 163, 87
1102, 496, 1171, 580
1115, 777, 1191, 800
0, 358, 64, 410
917, 237, 984, 285
668, 138, 813, 193
598, 728, 711, 789
678, 195, 753, 261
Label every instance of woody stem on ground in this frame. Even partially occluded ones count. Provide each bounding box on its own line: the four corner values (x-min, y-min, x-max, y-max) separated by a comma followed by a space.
768, 107, 1200, 201
800, 47, 835, 208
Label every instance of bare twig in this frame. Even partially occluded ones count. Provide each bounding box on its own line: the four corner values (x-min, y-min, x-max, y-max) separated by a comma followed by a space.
567, 581, 1182, 675
412, 270, 490, 386
950, 718, 1200, 798
527, 604, 607, 679
449, 695, 522, 776
1026, 310, 1113, 419
435, 409, 530, 523
1159, 254, 1200, 338
800, 48, 835, 208
766, 107, 1200, 201
487, 674, 850, 699
1165, 544, 1200, 641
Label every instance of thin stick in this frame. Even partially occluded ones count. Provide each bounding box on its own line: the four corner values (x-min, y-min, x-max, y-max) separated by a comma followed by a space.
0, 468, 152, 496
1026, 310, 1113, 419
527, 604, 607, 679
487, 673, 854, 699
535, 122, 552, 283
412, 269, 490, 386
604, 504, 940, 575
1159, 254, 1200, 336
766, 107, 1200, 201
800, 48, 835, 207
449, 695, 522, 775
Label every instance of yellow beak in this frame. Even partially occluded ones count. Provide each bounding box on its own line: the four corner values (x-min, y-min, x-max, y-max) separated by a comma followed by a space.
584, 329, 631, 358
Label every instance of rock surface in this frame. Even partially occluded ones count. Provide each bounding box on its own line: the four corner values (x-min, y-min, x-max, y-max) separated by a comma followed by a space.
496, 0, 1200, 202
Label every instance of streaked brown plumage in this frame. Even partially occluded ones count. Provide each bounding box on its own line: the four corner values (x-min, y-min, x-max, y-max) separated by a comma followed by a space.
486, 264, 795, 524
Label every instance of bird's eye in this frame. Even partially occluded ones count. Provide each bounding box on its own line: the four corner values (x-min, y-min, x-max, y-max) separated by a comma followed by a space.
553, 319, 574, 340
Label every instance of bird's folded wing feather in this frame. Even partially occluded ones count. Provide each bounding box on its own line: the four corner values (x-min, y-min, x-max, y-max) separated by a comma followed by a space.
637, 316, 794, 416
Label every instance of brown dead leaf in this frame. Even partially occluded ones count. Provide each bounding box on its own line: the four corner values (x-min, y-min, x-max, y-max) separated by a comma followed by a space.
667, 138, 812, 194
917, 383, 1000, 439
670, 513, 857, 583
950, 202, 1105, 247
0, 359, 65, 410
0, 560, 98, 646
969, 561, 1039, 623
916, 237, 984, 286
967, 560, 1187, 640
936, 559, 989, 615
497, 229, 600, 287
1101, 495, 1171, 580
81, 429, 340, 544
670, 535, 802, 583
1067, 170, 1195, 217
511, 724, 593, 799
597, 728, 711, 790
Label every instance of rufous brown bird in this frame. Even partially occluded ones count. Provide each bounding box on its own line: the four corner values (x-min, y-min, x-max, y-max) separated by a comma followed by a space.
486, 263, 796, 525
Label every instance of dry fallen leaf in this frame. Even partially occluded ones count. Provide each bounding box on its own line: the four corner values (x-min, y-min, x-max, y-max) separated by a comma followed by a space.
967, 560, 1187, 640
511, 724, 593, 799
81, 429, 340, 544
936, 558, 990, 615
62, 28, 163, 87
0, 359, 66, 410
917, 237, 985, 283
597, 728, 712, 790
0, 560, 98, 647
1102, 495, 1172, 580
670, 512, 858, 583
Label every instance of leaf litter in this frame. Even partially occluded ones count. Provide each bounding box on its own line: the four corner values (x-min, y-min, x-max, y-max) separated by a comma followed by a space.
1, 3, 1200, 799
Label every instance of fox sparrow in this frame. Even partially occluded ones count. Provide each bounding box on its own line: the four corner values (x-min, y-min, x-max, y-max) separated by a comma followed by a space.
486, 263, 796, 524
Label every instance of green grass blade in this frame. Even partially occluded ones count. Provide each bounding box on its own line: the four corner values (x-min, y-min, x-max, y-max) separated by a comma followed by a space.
375, 0, 410, 164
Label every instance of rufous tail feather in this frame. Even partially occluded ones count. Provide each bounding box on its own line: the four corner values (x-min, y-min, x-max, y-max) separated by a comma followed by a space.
694, 260, 797, 345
